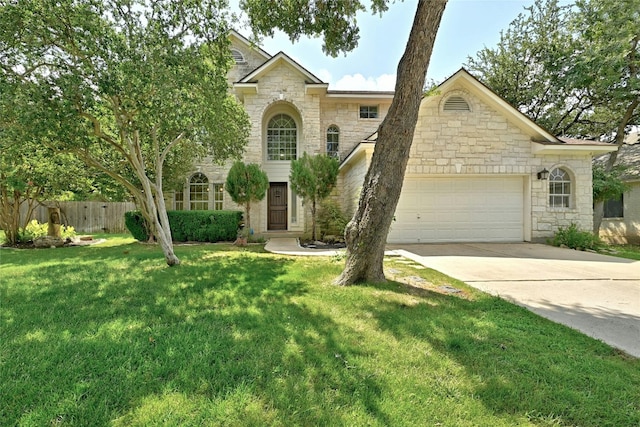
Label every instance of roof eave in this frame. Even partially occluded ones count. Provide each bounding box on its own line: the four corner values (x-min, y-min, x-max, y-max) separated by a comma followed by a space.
532, 142, 618, 155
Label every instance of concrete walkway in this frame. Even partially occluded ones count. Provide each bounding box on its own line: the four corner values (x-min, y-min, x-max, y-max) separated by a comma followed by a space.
266, 239, 640, 357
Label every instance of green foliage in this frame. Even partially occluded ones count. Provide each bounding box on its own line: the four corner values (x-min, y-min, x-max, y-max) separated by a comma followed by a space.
240, 0, 392, 57
466, 0, 640, 139
1, 241, 639, 426
290, 153, 339, 240
593, 165, 630, 203
1, 0, 251, 263
168, 210, 242, 242
317, 199, 349, 238
124, 211, 150, 242
225, 161, 269, 231
225, 162, 269, 205
125, 210, 242, 243
550, 223, 603, 251
17, 219, 76, 243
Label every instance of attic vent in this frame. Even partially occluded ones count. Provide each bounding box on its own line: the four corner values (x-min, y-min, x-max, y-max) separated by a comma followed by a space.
231, 49, 245, 63
443, 96, 470, 111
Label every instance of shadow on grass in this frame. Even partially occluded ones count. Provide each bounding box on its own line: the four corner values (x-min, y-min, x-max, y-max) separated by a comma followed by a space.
1, 245, 388, 425
361, 279, 640, 427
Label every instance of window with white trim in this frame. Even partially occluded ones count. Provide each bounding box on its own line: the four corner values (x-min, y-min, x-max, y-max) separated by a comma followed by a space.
213, 183, 224, 210
359, 105, 378, 119
326, 125, 339, 159
190, 173, 209, 210
267, 114, 297, 161
549, 168, 571, 208
174, 190, 184, 210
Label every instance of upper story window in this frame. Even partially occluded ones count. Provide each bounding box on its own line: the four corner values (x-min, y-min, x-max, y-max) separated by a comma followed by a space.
603, 194, 624, 218
549, 168, 571, 208
231, 49, 245, 64
359, 105, 378, 119
326, 125, 339, 159
190, 173, 209, 210
267, 114, 297, 161
443, 95, 471, 112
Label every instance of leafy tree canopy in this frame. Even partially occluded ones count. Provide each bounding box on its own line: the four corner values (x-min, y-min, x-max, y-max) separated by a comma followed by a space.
465, 0, 639, 141
0, 0, 251, 264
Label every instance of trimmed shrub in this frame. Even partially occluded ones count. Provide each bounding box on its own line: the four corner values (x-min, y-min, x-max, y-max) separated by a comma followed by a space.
317, 200, 349, 238
550, 223, 602, 251
124, 210, 242, 243
124, 211, 149, 241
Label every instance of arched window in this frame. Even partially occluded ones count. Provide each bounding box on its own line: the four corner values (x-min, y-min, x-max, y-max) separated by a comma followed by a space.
231, 49, 245, 64
190, 173, 209, 210
327, 125, 339, 159
549, 168, 571, 208
267, 114, 297, 161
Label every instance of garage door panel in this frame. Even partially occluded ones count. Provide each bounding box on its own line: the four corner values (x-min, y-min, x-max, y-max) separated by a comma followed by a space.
388, 176, 524, 243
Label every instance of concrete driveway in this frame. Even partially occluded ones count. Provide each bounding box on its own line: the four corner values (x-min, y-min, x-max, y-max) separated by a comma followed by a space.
388, 243, 640, 357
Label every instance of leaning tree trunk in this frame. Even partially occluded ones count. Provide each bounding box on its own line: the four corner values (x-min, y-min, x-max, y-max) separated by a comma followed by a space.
335, 0, 448, 285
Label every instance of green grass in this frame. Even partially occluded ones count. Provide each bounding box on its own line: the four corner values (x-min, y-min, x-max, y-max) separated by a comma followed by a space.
1, 237, 639, 426
601, 244, 640, 260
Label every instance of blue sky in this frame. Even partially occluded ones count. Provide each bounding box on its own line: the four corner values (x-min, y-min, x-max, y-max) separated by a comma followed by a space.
235, 0, 572, 90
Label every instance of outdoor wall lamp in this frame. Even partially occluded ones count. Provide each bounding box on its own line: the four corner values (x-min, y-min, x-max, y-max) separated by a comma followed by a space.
537, 168, 549, 180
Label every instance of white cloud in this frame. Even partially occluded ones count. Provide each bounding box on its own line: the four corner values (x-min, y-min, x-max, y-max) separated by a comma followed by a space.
316, 68, 333, 84
332, 73, 396, 91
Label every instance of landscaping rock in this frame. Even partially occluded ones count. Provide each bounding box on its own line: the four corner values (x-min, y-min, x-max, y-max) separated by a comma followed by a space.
34, 236, 65, 248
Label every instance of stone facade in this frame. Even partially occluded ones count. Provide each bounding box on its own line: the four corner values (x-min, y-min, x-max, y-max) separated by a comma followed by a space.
173, 33, 613, 242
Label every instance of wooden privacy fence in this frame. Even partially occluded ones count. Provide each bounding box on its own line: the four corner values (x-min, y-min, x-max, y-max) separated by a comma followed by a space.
20, 201, 137, 233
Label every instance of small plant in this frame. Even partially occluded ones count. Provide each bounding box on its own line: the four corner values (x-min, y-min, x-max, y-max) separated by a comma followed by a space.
18, 219, 76, 243
550, 223, 602, 251
317, 200, 349, 240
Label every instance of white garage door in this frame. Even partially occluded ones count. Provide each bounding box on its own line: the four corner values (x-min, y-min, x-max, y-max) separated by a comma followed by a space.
388, 176, 524, 243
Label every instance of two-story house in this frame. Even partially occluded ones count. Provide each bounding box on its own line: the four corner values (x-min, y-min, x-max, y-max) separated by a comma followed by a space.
170, 31, 615, 243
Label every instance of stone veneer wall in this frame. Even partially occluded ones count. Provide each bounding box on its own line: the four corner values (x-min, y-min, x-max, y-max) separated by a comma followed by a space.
386, 86, 594, 241
600, 182, 640, 244
339, 148, 372, 218
319, 99, 389, 160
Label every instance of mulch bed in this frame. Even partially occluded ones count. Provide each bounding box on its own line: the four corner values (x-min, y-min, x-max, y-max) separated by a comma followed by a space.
299, 239, 346, 250
1, 236, 105, 249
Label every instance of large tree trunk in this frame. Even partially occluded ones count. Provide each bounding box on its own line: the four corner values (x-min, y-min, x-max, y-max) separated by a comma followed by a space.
335, 0, 448, 286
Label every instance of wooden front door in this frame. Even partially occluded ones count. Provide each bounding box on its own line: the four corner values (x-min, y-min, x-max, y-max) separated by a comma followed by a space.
268, 183, 288, 230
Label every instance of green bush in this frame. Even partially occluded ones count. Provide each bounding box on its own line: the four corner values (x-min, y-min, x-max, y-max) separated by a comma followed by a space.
124, 210, 242, 243
18, 219, 76, 243
550, 223, 602, 251
317, 200, 349, 239
124, 211, 149, 241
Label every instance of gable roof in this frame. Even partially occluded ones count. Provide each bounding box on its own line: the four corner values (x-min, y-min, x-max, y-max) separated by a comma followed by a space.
229, 30, 271, 61
236, 51, 325, 84
432, 68, 560, 144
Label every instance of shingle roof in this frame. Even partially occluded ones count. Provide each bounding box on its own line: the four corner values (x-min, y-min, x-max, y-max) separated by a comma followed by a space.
594, 143, 640, 181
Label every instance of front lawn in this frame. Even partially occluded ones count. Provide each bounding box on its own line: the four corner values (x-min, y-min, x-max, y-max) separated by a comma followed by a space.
1, 238, 638, 426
